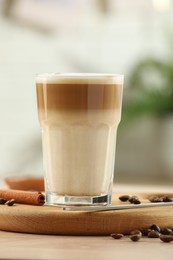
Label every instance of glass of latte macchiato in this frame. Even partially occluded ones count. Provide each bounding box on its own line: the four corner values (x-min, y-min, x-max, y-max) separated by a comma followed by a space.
36, 73, 124, 206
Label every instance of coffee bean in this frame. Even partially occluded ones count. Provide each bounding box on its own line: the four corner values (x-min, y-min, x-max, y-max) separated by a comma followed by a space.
129, 196, 139, 203
130, 234, 141, 242
148, 230, 160, 238
6, 199, 15, 206
161, 228, 172, 235
149, 196, 163, 203
160, 235, 173, 243
0, 198, 7, 205
119, 195, 130, 202
150, 224, 160, 233
141, 228, 150, 236
130, 230, 142, 236
111, 233, 124, 239
133, 199, 141, 204
162, 196, 173, 202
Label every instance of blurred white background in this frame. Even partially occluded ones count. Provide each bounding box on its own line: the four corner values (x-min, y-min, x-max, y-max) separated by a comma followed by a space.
0, 0, 173, 184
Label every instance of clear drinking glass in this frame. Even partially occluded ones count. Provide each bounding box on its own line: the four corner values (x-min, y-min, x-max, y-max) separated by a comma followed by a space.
36, 73, 124, 206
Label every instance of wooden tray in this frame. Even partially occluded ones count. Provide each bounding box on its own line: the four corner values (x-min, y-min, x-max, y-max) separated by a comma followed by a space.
0, 191, 173, 236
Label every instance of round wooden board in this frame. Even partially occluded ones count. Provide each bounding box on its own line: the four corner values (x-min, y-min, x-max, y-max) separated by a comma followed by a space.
0, 192, 173, 235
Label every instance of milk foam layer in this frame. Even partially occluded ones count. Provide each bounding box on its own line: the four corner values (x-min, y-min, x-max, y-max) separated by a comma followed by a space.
36, 73, 124, 85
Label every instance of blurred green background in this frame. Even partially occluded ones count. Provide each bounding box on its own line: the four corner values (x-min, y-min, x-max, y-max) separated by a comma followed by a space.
0, 0, 173, 185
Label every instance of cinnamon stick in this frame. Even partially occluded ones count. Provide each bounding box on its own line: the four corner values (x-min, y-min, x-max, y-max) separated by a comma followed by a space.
0, 189, 45, 206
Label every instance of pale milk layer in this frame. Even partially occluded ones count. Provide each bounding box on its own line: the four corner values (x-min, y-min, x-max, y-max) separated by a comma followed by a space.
42, 110, 119, 196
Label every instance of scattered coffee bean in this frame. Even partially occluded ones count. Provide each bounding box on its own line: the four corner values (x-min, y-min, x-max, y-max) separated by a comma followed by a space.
130, 234, 141, 242
111, 233, 124, 239
129, 196, 139, 203
130, 230, 142, 236
110, 225, 173, 244
0, 198, 7, 205
128, 195, 141, 204
149, 196, 163, 203
6, 199, 15, 206
141, 228, 150, 236
119, 195, 130, 202
148, 230, 160, 238
150, 224, 160, 233
161, 228, 172, 235
133, 199, 141, 204
160, 235, 173, 243
162, 196, 173, 202
149, 195, 173, 203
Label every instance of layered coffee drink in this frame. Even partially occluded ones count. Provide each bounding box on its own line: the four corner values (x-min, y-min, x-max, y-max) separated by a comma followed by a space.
36, 73, 123, 205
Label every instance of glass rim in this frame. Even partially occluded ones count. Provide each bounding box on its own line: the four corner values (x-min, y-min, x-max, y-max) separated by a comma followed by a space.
36, 73, 124, 84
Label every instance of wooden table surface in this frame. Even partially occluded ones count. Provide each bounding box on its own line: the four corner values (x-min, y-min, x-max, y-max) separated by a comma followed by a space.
1, 183, 173, 260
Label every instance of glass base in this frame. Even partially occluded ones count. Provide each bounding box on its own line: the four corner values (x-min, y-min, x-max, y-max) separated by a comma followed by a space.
46, 192, 112, 206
